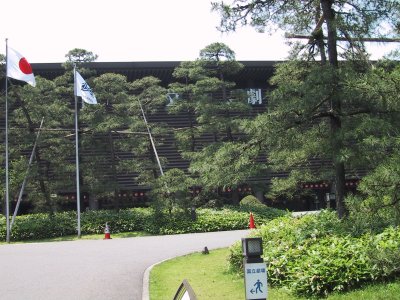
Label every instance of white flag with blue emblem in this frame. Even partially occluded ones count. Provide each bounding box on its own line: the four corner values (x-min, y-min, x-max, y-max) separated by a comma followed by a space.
74, 71, 97, 104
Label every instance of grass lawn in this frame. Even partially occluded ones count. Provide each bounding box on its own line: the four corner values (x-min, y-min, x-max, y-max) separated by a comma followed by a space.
149, 247, 400, 300
149, 247, 295, 300
327, 281, 400, 300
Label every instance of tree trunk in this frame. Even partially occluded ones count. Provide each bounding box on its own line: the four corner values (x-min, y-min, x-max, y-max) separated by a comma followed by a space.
321, 0, 347, 218
314, 5, 327, 63
255, 190, 264, 203
320, 1, 338, 67
219, 69, 234, 141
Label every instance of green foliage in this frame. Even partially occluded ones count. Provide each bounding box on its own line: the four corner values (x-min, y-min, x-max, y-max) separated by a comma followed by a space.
127, 76, 168, 187
1, 212, 77, 240
79, 73, 134, 203
213, 1, 400, 218
8, 77, 73, 213
212, 0, 399, 58
289, 236, 372, 296
80, 208, 151, 234
0, 206, 285, 241
345, 194, 400, 236
343, 153, 400, 235
228, 211, 400, 297
150, 168, 196, 213
0, 208, 150, 241
201, 199, 225, 209
168, 43, 253, 192
228, 211, 343, 274
64, 48, 98, 69
4, 56, 169, 213
366, 226, 400, 278
190, 142, 261, 190
240, 195, 264, 207
267, 170, 315, 200
145, 206, 286, 235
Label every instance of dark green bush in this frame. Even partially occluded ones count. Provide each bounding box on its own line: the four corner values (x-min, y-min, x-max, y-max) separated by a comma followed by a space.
80, 208, 151, 234
0, 208, 151, 241
146, 207, 286, 235
0, 205, 285, 241
226, 204, 287, 223
366, 226, 400, 278
289, 235, 372, 296
6, 212, 77, 240
289, 228, 400, 297
240, 195, 264, 207
227, 213, 335, 276
345, 194, 400, 236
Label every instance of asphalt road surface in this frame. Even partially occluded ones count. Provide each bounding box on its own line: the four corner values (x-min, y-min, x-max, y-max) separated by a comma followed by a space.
0, 230, 249, 300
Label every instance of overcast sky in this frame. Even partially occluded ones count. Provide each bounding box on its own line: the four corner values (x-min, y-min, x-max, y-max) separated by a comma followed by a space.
1, 0, 397, 63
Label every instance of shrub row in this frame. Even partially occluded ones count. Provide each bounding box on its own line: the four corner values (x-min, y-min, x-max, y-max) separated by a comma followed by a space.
148, 207, 285, 235
0, 208, 152, 240
228, 211, 400, 297
0, 206, 286, 241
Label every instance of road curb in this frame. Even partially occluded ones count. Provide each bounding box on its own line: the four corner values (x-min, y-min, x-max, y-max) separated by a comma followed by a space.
141, 259, 161, 300
141, 230, 251, 299
141, 253, 197, 300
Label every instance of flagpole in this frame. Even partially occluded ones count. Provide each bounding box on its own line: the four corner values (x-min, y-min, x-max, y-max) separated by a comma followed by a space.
73, 66, 81, 238
4, 39, 10, 243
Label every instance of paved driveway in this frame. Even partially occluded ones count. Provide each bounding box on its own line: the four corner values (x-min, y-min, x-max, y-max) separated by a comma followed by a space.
0, 230, 249, 300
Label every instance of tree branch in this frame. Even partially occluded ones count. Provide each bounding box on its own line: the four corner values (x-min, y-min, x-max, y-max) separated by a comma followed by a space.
285, 33, 400, 43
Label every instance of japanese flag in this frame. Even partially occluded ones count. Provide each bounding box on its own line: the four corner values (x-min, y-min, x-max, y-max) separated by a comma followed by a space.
74, 71, 97, 104
6, 47, 36, 87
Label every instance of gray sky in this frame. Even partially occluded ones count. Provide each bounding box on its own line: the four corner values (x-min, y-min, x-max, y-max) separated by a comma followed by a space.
2, 0, 397, 63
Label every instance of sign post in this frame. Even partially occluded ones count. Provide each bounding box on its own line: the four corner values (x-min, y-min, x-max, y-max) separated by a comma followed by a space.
242, 238, 267, 300
244, 262, 268, 299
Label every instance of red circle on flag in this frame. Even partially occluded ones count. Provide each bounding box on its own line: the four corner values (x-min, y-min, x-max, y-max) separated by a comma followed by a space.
19, 58, 33, 74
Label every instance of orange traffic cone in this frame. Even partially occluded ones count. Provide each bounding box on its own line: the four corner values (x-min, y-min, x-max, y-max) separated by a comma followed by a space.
249, 213, 256, 229
103, 222, 112, 239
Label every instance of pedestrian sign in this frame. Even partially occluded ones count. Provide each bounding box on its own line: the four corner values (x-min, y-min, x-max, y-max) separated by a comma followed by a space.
244, 262, 268, 299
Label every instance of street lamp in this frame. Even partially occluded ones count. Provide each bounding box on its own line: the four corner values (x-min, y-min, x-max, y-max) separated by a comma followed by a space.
242, 238, 263, 263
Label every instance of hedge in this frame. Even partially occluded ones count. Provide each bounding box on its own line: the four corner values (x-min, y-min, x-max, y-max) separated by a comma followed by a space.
0, 206, 286, 241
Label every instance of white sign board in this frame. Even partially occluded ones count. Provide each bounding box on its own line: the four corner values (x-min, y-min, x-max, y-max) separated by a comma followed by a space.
247, 89, 263, 105
181, 291, 190, 300
244, 262, 268, 299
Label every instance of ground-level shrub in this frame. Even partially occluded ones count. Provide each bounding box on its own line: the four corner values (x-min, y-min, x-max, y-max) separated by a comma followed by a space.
240, 195, 264, 207
0, 205, 286, 241
288, 235, 372, 296
143, 207, 286, 235
228, 211, 344, 274
80, 208, 151, 234
228, 211, 400, 297
1, 212, 77, 240
366, 226, 400, 278
0, 208, 151, 241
